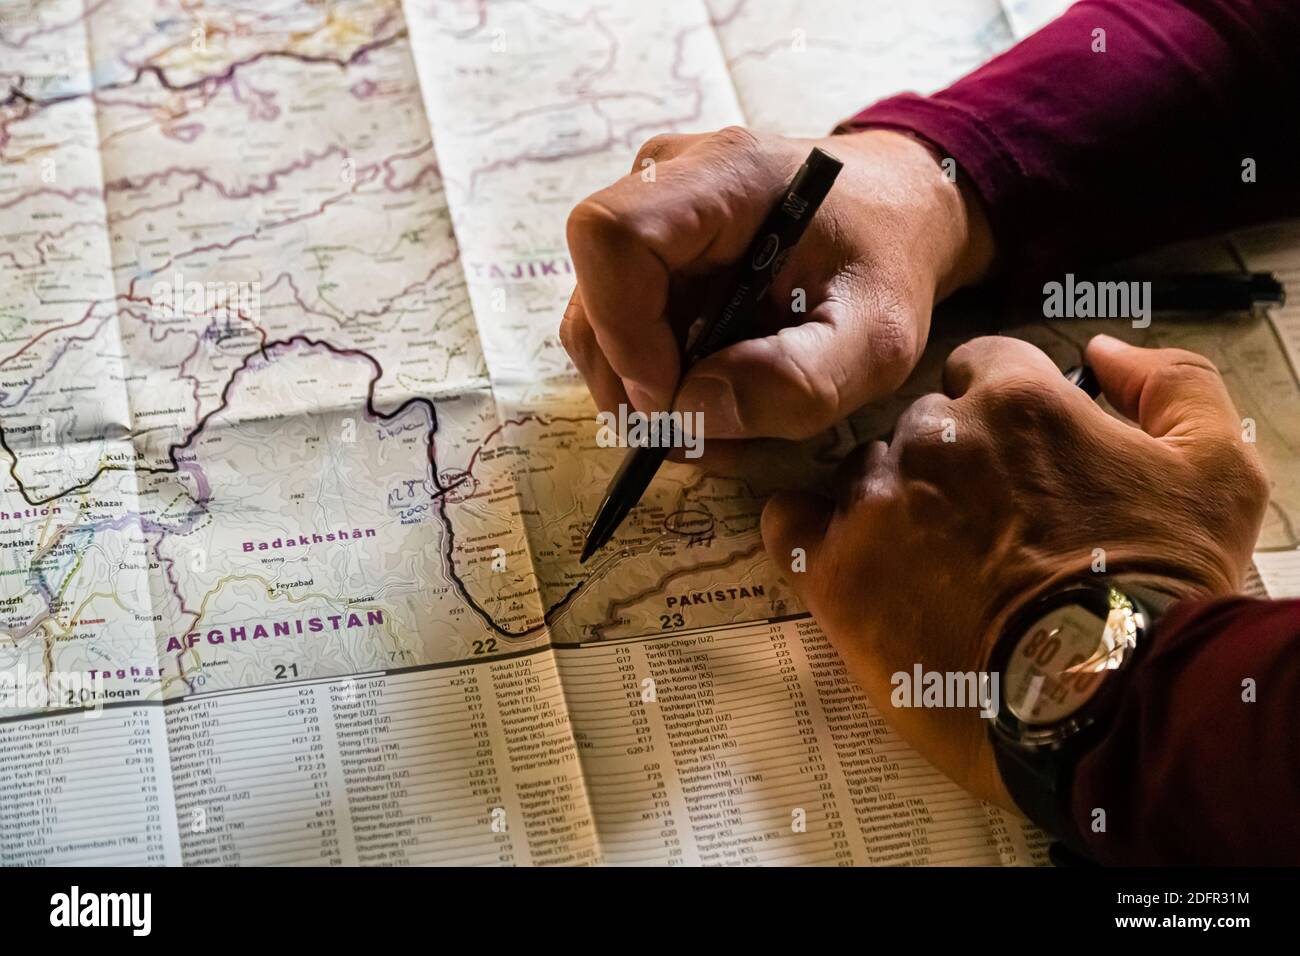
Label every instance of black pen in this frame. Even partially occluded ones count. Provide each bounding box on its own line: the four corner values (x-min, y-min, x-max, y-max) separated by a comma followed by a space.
579, 146, 845, 563
1057, 272, 1285, 312
1144, 272, 1285, 312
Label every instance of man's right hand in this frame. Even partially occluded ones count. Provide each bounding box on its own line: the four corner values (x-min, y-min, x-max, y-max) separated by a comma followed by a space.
561, 126, 994, 448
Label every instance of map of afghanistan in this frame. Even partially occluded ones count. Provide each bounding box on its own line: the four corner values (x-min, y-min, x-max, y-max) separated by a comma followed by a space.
3, 0, 1298, 712
0, 0, 786, 708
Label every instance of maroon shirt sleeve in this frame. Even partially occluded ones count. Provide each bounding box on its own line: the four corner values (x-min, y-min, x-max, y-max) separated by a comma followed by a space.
1070, 597, 1300, 864
839, 0, 1300, 271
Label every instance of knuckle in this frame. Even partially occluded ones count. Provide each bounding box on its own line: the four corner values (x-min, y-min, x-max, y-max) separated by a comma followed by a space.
1195, 434, 1271, 505
1240, 449, 1272, 507
565, 194, 663, 282
566, 190, 656, 258
759, 495, 795, 551
710, 124, 762, 157
947, 336, 996, 366
1159, 348, 1221, 376
893, 394, 967, 475
565, 195, 622, 249
864, 304, 922, 393
836, 441, 898, 506
558, 312, 585, 362
1147, 351, 1224, 395
769, 351, 842, 439
703, 126, 771, 185
633, 133, 680, 167
949, 335, 1018, 367
1246, 468, 1272, 521
896, 393, 951, 439
943, 336, 1032, 396
980, 376, 1068, 425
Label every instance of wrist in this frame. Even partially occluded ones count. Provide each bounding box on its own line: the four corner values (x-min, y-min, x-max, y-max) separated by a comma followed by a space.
982, 556, 1230, 671
946, 171, 996, 295
831, 128, 995, 298
984, 578, 1158, 853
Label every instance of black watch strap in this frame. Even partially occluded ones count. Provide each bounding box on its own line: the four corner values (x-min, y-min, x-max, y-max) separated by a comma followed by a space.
994, 737, 1090, 858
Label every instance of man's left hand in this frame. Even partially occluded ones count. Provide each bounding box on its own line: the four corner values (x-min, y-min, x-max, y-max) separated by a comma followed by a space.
760, 334, 1269, 809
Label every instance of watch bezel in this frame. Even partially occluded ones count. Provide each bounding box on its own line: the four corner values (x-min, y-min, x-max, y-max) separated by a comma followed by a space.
988, 581, 1150, 752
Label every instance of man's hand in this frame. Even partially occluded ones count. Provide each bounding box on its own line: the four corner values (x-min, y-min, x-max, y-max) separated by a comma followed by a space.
760, 335, 1269, 810
561, 127, 993, 447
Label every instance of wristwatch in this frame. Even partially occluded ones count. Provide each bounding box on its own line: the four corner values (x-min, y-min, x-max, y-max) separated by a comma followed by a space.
986, 578, 1177, 862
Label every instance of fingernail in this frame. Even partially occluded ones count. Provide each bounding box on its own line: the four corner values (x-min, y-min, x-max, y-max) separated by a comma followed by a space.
1090, 333, 1123, 351
675, 376, 742, 439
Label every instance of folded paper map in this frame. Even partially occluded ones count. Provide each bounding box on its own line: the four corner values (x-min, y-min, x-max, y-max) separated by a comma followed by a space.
2, 0, 1296, 866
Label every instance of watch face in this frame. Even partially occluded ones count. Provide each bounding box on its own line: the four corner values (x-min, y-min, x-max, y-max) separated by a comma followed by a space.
1003, 596, 1140, 726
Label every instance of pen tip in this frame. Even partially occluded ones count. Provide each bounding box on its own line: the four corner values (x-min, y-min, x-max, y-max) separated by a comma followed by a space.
579, 539, 596, 564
